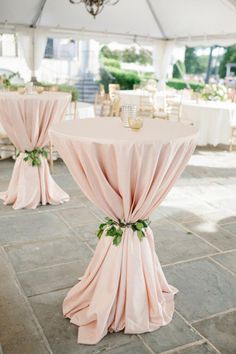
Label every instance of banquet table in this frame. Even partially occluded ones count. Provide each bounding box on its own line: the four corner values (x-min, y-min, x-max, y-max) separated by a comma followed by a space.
0, 92, 70, 209
181, 100, 236, 146
50, 118, 198, 345
77, 102, 95, 119
119, 89, 179, 109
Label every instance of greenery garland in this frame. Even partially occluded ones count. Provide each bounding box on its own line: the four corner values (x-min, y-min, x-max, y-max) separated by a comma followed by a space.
23, 147, 48, 167
97, 217, 151, 246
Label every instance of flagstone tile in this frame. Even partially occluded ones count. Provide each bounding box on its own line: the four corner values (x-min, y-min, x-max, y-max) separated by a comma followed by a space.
140, 312, 201, 353
30, 289, 140, 354
17, 258, 90, 297
193, 311, 236, 354
151, 221, 217, 265
0, 212, 71, 245
165, 259, 236, 322
177, 342, 217, 353
211, 251, 236, 274
58, 206, 100, 227
182, 220, 236, 251
5, 237, 92, 272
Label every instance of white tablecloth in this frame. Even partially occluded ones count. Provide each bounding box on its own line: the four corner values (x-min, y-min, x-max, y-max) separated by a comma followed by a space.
182, 100, 236, 146
119, 90, 174, 109
78, 102, 95, 119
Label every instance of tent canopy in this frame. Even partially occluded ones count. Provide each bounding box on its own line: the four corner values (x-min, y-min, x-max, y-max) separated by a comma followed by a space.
1, 0, 236, 45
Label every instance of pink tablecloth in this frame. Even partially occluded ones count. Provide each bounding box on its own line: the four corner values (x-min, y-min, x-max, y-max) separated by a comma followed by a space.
50, 118, 198, 345
0, 92, 71, 209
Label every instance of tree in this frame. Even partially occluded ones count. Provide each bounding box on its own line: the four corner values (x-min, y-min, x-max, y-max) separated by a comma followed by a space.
184, 47, 208, 75
100, 45, 121, 61
173, 60, 186, 79
219, 45, 236, 78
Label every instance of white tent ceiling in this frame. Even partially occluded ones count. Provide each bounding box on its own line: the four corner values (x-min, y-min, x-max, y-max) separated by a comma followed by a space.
0, 0, 236, 45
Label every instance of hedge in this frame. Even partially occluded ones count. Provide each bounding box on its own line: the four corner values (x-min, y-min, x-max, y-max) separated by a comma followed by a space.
166, 79, 204, 92
102, 58, 121, 69
100, 66, 141, 91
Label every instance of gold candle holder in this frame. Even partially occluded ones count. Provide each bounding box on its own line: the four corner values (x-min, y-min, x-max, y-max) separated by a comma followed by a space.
50, 85, 59, 92
18, 87, 26, 95
128, 116, 144, 130
36, 86, 44, 94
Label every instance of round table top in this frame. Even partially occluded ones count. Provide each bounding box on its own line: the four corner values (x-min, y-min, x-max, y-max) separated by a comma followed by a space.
182, 99, 236, 110
0, 91, 71, 102
50, 117, 198, 145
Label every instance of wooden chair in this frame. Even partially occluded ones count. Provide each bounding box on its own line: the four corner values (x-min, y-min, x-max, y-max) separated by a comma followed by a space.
109, 84, 120, 100
229, 126, 236, 152
139, 92, 155, 118
111, 96, 121, 117
99, 84, 105, 97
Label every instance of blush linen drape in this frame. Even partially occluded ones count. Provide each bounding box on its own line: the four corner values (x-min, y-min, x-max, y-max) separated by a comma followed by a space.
50, 118, 198, 345
0, 92, 71, 209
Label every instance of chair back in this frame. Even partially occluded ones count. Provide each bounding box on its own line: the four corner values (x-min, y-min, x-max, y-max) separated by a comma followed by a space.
109, 84, 120, 99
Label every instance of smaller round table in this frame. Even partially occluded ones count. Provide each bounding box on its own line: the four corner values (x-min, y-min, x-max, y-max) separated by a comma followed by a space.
50, 118, 198, 345
0, 92, 71, 209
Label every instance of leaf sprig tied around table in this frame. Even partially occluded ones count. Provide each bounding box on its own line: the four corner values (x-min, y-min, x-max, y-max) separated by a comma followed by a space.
97, 217, 151, 246
23, 147, 48, 167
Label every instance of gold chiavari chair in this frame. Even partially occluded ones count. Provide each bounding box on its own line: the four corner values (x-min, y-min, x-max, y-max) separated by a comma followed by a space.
229, 126, 236, 152
139, 92, 155, 118
109, 84, 120, 100
110, 96, 121, 117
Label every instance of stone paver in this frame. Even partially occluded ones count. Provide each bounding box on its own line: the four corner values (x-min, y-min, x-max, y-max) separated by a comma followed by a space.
182, 219, 236, 251
165, 259, 236, 322
30, 289, 141, 354
177, 342, 217, 353
0, 247, 49, 354
0, 149, 236, 354
152, 220, 217, 265
5, 237, 92, 272
140, 312, 201, 353
17, 259, 90, 297
0, 212, 71, 245
193, 311, 236, 354
211, 250, 236, 274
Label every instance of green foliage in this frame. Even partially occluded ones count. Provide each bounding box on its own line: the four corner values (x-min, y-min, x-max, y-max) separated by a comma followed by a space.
100, 66, 141, 90
97, 217, 151, 246
36, 83, 79, 102
102, 57, 121, 69
173, 60, 186, 79
100, 45, 121, 61
166, 79, 205, 92
184, 47, 208, 74
100, 45, 152, 66
219, 45, 236, 78
57, 84, 79, 102
23, 147, 48, 167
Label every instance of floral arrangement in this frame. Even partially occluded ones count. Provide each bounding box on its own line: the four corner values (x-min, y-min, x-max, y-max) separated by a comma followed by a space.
0, 72, 18, 88
201, 84, 227, 102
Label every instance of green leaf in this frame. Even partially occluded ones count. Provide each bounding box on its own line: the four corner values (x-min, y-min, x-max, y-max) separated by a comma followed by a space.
113, 235, 122, 246
97, 229, 103, 239
137, 230, 144, 240
99, 223, 106, 230
136, 222, 143, 230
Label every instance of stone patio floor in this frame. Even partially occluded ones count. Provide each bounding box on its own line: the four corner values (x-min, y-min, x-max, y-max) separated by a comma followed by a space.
0, 149, 236, 354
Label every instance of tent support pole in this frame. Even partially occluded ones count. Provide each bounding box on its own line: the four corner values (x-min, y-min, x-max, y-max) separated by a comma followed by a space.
31, 0, 47, 28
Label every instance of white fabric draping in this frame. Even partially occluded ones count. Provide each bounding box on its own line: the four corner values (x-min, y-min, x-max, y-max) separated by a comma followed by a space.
153, 40, 175, 89
182, 100, 236, 146
17, 28, 47, 77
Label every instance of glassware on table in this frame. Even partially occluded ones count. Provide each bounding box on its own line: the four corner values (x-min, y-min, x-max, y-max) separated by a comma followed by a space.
121, 105, 137, 127
25, 82, 33, 94
36, 86, 44, 94
128, 115, 144, 130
